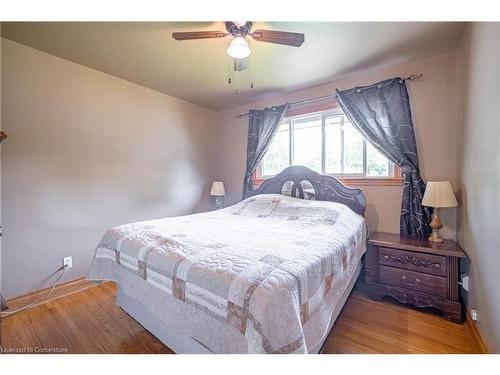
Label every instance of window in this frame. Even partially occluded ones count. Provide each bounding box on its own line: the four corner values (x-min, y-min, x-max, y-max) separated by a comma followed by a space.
256, 109, 402, 186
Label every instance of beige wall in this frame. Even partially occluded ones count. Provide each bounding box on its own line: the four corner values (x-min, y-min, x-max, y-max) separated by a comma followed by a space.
1, 38, 217, 298
456, 23, 500, 352
215, 52, 459, 237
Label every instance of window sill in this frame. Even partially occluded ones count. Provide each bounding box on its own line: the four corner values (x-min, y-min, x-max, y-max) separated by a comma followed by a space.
251, 177, 403, 189
338, 177, 403, 187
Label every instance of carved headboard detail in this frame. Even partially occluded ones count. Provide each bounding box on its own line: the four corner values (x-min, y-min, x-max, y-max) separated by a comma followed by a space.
246, 165, 366, 216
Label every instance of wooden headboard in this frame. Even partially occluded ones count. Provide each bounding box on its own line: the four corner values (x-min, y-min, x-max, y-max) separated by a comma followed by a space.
246, 165, 366, 216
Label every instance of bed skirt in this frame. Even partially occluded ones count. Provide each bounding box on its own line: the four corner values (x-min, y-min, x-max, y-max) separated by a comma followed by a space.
116, 261, 362, 354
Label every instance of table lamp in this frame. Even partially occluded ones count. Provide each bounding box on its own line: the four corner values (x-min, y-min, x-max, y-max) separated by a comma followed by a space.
210, 181, 226, 210
422, 181, 458, 243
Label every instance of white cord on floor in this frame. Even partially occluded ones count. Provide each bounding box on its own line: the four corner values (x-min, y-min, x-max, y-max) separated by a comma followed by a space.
1, 265, 70, 317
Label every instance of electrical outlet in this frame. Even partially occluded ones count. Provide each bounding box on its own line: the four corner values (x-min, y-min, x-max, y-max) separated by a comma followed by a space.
461, 274, 469, 291
471, 309, 478, 321
62, 256, 73, 269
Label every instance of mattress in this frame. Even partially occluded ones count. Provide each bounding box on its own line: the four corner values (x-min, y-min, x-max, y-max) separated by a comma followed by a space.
88, 193, 367, 353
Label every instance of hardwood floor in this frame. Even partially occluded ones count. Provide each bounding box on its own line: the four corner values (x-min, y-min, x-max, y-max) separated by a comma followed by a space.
323, 292, 478, 354
1, 282, 171, 354
0, 281, 479, 354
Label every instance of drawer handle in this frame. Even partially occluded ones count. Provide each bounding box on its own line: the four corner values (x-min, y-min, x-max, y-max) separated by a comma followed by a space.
401, 275, 421, 286
384, 255, 389, 260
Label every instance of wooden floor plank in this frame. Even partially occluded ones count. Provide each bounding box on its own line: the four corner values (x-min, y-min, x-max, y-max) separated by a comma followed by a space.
56, 292, 115, 353
28, 303, 77, 353
65, 289, 152, 353
1, 282, 477, 354
47, 300, 99, 353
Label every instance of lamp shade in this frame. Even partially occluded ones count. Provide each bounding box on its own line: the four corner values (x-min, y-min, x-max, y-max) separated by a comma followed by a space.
422, 181, 458, 208
226, 37, 251, 59
210, 181, 226, 196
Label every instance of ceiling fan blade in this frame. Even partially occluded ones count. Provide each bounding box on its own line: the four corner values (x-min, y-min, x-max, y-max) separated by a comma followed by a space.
172, 31, 228, 41
251, 29, 304, 47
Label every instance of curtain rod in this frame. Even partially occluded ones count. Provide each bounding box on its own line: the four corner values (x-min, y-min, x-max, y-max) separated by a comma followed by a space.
235, 73, 423, 119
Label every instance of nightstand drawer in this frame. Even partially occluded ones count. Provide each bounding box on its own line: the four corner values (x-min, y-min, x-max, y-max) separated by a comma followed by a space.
379, 265, 447, 298
378, 247, 446, 276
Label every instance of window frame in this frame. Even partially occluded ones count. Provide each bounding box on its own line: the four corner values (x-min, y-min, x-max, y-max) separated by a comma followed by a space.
252, 108, 403, 188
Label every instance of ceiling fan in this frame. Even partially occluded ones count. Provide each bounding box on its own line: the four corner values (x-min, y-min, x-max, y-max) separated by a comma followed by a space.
172, 21, 305, 61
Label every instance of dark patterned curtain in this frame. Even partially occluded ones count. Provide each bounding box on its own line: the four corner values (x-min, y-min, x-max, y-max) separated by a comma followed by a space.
336, 78, 431, 238
242, 104, 289, 198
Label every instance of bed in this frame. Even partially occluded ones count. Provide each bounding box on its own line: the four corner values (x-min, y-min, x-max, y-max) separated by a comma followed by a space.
88, 165, 367, 354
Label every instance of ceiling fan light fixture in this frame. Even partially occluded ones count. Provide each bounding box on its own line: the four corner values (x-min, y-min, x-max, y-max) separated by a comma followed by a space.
226, 37, 251, 59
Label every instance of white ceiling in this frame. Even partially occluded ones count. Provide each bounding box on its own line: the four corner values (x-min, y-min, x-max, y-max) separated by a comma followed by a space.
1, 22, 466, 111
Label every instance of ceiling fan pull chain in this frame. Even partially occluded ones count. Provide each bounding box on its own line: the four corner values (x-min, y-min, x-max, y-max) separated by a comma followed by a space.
236, 65, 240, 94
227, 57, 232, 85
250, 54, 254, 89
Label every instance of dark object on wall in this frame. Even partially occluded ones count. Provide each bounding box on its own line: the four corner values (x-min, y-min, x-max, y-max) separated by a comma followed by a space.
362, 232, 466, 323
246, 165, 366, 216
336, 78, 431, 238
242, 104, 289, 197
0, 295, 7, 311
0, 130, 5, 341
0, 131, 8, 324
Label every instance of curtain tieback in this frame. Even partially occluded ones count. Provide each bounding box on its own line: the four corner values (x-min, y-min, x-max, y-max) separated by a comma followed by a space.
401, 165, 412, 174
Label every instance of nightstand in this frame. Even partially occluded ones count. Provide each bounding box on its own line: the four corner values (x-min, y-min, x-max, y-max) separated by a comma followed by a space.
363, 232, 467, 323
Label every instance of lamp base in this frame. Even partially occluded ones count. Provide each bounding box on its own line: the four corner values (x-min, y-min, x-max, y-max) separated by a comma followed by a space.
428, 207, 444, 243
428, 231, 444, 243
214, 196, 225, 210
